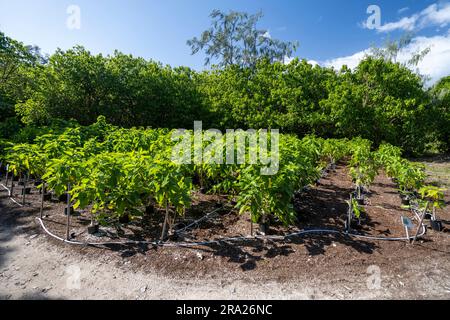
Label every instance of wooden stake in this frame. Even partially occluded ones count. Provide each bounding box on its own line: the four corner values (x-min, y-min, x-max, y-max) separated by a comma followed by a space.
22, 173, 28, 205
250, 212, 253, 237
66, 183, 71, 240
10, 174, 14, 197
5, 169, 9, 187
404, 226, 410, 244
412, 201, 429, 245
40, 182, 45, 219
347, 194, 353, 232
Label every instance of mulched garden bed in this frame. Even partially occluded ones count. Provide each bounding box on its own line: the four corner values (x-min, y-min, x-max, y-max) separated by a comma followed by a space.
1, 163, 449, 282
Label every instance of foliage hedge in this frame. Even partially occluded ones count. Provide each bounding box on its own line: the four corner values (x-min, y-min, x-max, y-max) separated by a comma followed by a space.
1, 32, 449, 155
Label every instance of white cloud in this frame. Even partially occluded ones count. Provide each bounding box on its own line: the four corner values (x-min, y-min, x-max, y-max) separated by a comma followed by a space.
323, 31, 450, 86
420, 3, 450, 27
377, 15, 418, 32
401, 32, 450, 84
283, 57, 320, 67
369, 2, 450, 33
323, 49, 371, 70
398, 7, 409, 14
284, 56, 295, 64
262, 31, 271, 39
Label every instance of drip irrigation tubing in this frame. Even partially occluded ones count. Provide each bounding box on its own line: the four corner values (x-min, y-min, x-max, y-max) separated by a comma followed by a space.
2, 171, 429, 249
1, 183, 24, 207
1, 183, 10, 193
33, 181, 427, 247
174, 207, 223, 236
35, 211, 427, 249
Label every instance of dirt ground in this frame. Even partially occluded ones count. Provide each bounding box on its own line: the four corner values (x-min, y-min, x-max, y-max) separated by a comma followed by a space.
0, 163, 449, 300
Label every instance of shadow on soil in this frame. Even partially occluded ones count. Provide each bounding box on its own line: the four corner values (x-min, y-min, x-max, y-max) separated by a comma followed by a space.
0, 164, 412, 272
0, 189, 42, 270
93, 167, 379, 271
0, 292, 62, 300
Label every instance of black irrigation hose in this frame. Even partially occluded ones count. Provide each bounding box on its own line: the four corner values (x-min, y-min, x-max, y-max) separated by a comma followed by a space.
35, 209, 427, 249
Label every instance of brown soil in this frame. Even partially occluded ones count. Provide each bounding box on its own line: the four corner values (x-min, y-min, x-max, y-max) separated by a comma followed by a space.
1, 163, 449, 299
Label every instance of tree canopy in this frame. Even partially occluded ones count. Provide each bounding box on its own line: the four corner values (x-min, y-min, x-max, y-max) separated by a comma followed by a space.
0, 29, 448, 156
187, 10, 298, 68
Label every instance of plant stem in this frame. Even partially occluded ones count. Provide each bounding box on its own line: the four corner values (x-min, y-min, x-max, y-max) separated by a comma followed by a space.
160, 203, 170, 241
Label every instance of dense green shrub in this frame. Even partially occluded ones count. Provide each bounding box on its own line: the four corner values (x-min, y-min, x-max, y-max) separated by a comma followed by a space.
1, 31, 448, 155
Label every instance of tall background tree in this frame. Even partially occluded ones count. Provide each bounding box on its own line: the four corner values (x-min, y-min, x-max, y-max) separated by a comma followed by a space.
187, 10, 298, 68
429, 76, 450, 152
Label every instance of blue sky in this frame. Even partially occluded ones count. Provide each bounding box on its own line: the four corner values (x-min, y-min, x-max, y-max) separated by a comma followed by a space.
1, 0, 449, 83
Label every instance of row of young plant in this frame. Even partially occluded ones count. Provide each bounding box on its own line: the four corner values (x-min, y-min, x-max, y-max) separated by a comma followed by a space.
376, 144, 446, 223
1, 118, 190, 238
347, 141, 446, 227
2, 116, 438, 239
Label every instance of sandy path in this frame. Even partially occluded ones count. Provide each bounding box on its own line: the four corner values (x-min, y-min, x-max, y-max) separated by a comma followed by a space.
1, 225, 378, 300
0, 211, 344, 300
1, 220, 449, 300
